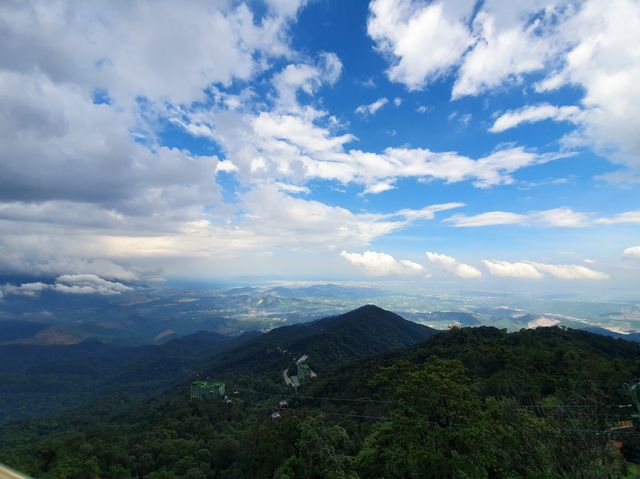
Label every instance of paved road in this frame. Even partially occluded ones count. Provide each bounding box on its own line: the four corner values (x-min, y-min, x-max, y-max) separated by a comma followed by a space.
0, 463, 31, 479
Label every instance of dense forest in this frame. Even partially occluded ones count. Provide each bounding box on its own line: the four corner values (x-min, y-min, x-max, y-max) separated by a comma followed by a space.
2, 306, 640, 478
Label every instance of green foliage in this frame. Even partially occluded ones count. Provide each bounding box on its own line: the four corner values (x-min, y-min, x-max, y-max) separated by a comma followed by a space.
1, 325, 639, 478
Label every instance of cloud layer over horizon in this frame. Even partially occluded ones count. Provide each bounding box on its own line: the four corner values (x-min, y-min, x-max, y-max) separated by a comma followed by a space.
0, 0, 638, 292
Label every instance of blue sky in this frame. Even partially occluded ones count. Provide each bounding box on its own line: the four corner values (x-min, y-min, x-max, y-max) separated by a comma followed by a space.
0, 0, 639, 297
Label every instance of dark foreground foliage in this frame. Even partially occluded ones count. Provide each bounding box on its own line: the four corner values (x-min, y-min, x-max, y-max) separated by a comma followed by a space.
2, 325, 640, 478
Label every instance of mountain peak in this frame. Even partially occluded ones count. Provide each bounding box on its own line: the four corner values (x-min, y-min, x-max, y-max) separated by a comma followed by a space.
207, 305, 438, 376
351, 304, 387, 314
320, 304, 408, 327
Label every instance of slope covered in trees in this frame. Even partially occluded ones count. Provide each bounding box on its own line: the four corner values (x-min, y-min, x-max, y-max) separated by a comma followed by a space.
2, 308, 640, 478
201, 304, 437, 377
0, 331, 259, 424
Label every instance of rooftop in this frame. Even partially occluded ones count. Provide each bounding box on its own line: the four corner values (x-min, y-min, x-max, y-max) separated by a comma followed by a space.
298, 362, 311, 372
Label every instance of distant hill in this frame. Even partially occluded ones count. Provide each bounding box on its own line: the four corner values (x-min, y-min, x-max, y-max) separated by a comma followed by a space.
206, 304, 437, 376
265, 284, 382, 298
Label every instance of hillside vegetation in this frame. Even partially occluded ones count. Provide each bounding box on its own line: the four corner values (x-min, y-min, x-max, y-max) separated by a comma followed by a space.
2, 306, 640, 478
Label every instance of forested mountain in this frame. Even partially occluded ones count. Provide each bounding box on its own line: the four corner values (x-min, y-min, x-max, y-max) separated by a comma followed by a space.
0, 330, 259, 424
202, 304, 437, 376
2, 306, 640, 478
0, 305, 430, 424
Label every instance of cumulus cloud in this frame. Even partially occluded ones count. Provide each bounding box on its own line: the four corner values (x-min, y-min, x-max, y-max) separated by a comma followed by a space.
451, 6, 558, 99
623, 246, 640, 260
363, 181, 397, 195
538, 0, 640, 173
528, 262, 609, 280
367, 0, 473, 89
273, 53, 343, 111
355, 98, 389, 116
0, 0, 317, 278
340, 250, 426, 277
237, 185, 462, 250
445, 208, 590, 227
490, 104, 582, 133
425, 252, 482, 278
180, 85, 566, 191
0, 0, 298, 106
0, 255, 140, 282
52, 274, 132, 295
596, 211, 640, 225
1, 282, 50, 297
367, 0, 640, 174
482, 260, 543, 279
482, 260, 609, 280
1, 274, 132, 297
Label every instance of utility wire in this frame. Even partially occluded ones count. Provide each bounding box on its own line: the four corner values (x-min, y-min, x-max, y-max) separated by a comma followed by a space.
236, 386, 633, 410
235, 387, 393, 404
233, 386, 640, 433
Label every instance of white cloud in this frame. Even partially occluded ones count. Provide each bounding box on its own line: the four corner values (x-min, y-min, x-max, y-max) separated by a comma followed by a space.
346, 146, 566, 189
340, 250, 426, 277
451, 7, 557, 99
416, 105, 431, 113
528, 262, 609, 280
393, 97, 402, 106
237, 185, 462, 250
490, 103, 582, 133
1, 282, 50, 297
483, 259, 609, 280
531, 208, 590, 228
0, 0, 318, 280
425, 251, 482, 278
52, 274, 132, 295
182, 83, 565, 191
367, 0, 640, 174
394, 203, 465, 221
273, 53, 342, 111
539, 0, 640, 172
0, 1, 298, 107
596, 211, 640, 225
445, 208, 590, 227
623, 246, 640, 260
482, 260, 543, 279
367, 0, 474, 89
355, 97, 389, 116
446, 211, 526, 227
1, 274, 132, 297
363, 181, 396, 195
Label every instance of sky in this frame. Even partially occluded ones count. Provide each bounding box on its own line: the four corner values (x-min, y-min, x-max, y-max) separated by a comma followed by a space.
0, 0, 639, 297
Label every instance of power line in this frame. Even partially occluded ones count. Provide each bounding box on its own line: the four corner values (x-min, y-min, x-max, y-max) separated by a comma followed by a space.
289, 408, 391, 421
236, 387, 633, 410
235, 387, 393, 404
235, 394, 640, 432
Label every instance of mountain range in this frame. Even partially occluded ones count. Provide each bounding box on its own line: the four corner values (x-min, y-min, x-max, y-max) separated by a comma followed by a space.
3, 304, 640, 478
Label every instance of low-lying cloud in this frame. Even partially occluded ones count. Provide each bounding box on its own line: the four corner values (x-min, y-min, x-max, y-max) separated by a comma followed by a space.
340, 250, 425, 277
482, 260, 608, 280
1, 274, 132, 297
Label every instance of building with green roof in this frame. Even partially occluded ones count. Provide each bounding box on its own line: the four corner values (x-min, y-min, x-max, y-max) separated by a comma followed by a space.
190, 380, 225, 399
296, 362, 312, 384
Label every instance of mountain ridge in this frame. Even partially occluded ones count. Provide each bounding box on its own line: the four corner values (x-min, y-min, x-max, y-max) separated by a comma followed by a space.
204, 304, 437, 377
